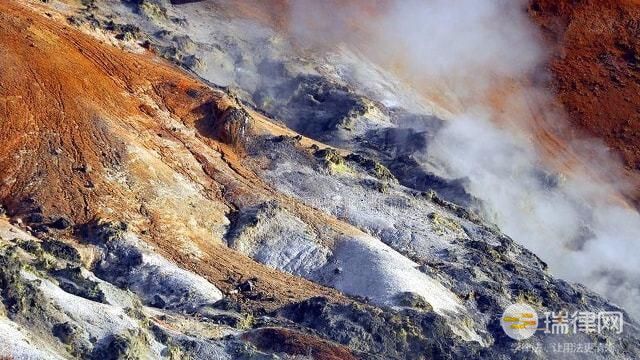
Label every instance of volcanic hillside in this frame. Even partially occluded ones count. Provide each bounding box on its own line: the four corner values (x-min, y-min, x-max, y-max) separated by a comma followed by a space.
0, 0, 352, 309
0, 0, 639, 359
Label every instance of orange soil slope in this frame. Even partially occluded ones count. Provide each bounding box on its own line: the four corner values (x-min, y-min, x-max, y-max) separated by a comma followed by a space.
529, 0, 640, 172
0, 0, 347, 311
0, 0, 226, 220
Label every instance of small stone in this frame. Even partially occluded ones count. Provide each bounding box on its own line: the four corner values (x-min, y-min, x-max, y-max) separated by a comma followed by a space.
151, 294, 167, 308
395, 292, 433, 312
272, 135, 287, 143
31, 224, 50, 237
211, 298, 240, 311
216, 107, 250, 148
52, 322, 76, 344
238, 279, 255, 292
75, 164, 92, 173
50, 217, 73, 230
207, 313, 244, 327
25, 213, 45, 224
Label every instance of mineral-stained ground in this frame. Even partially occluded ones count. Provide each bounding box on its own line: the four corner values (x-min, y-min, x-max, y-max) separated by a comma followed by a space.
0, 0, 639, 359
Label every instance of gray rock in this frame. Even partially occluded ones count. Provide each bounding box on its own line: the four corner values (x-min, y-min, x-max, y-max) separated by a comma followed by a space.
50, 217, 73, 230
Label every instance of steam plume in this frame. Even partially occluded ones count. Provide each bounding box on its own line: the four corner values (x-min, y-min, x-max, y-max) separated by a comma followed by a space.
287, 0, 640, 317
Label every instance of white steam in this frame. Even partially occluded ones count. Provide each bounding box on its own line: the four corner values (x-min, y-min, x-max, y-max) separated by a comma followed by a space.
429, 115, 640, 318
288, 0, 640, 317
290, 0, 543, 101
371, 0, 542, 96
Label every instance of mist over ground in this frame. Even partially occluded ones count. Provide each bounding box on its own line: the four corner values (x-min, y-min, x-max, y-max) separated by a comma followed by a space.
286, 0, 640, 318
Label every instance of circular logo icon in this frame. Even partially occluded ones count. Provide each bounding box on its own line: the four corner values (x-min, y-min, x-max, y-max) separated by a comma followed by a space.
501, 303, 539, 340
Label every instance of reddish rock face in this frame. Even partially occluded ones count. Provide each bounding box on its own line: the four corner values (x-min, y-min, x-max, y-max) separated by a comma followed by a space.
528, 0, 640, 172
242, 327, 358, 360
